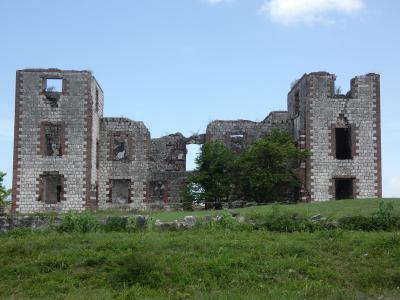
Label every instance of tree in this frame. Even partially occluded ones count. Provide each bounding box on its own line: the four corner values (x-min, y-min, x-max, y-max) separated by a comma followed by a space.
0, 172, 11, 206
184, 130, 309, 207
187, 141, 235, 204
235, 130, 309, 203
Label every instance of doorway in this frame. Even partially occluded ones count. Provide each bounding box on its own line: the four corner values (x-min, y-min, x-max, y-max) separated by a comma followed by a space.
335, 178, 354, 200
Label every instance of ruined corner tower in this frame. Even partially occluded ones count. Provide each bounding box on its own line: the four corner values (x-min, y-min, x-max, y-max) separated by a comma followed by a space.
12, 69, 104, 212
289, 72, 382, 201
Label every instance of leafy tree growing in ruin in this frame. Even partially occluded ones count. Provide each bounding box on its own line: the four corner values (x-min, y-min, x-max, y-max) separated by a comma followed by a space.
233, 130, 309, 203
184, 130, 309, 207
187, 141, 235, 206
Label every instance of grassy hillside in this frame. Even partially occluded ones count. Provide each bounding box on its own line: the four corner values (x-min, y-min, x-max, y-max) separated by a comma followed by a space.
1, 198, 399, 299
1, 230, 400, 299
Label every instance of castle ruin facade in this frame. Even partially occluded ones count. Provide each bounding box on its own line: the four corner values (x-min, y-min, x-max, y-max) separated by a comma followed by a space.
11, 69, 382, 213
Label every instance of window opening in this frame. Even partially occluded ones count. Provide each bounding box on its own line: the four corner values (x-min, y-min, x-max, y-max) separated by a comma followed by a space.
186, 144, 201, 171
41, 173, 63, 204
113, 135, 129, 161
43, 124, 63, 156
335, 128, 352, 159
45, 78, 62, 92
335, 178, 354, 200
111, 179, 130, 204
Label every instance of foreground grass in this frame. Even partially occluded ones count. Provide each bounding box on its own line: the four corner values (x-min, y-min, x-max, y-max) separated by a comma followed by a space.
1, 229, 400, 299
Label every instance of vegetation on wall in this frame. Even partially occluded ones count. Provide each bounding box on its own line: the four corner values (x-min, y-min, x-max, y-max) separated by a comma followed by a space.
183, 130, 309, 206
0, 172, 11, 206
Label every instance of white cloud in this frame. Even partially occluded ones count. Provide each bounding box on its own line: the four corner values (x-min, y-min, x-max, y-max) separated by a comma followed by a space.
260, 0, 364, 25
206, 0, 232, 5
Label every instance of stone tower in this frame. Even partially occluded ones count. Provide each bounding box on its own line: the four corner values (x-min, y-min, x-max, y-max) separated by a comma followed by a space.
12, 69, 104, 213
288, 72, 382, 201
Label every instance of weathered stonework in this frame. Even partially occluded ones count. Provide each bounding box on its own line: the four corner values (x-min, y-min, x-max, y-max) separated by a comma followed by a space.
11, 69, 382, 212
289, 72, 382, 201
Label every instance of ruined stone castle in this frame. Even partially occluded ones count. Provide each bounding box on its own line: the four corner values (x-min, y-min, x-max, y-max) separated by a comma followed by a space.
11, 69, 382, 213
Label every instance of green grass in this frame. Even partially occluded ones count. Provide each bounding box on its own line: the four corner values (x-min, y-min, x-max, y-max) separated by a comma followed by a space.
92, 198, 400, 221
2, 199, 400, 299
238, 198, 400, 219
12, 198, 400, 222
1, 229, 400, 299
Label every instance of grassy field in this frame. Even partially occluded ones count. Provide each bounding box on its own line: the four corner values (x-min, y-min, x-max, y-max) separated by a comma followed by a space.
14, 198, 400, 221
1, 199, 399, 299
95, 198, 400, 221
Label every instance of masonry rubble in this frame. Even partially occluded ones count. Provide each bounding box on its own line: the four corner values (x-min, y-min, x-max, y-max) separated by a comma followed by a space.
11, 69, 382, 213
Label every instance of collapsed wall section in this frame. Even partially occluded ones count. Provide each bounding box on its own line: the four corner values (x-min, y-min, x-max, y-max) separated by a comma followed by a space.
147, 133, 188, 210
206, 112, 290, 153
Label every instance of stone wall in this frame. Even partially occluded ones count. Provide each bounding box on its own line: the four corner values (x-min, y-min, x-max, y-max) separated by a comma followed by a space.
98, 118, 150, 210
289, 72, 382, 201
12, 69, 382, 212
12, 69, 101, 213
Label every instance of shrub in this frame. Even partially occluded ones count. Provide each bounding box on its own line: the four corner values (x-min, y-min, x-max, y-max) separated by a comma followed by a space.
372, 201, 396, 230
337, 215, 375, 231
103, 216, 128, 232
255, 206, 322, 232
126, 216, 137, 232
57, 210, 100, 233
338, 201, 399, 231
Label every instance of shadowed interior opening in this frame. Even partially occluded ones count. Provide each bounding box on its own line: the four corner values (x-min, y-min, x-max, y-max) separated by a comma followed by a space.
335, 178, 354, 200
336, 128, 352, 159
42, 173, 62, 204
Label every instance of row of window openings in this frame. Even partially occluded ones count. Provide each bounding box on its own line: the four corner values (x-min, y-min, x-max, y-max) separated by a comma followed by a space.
38, 175, 356, 204
43, 78, 100, 112
42, 127, 353, 162
42, 127, 198, 171
38, 177, 169, 205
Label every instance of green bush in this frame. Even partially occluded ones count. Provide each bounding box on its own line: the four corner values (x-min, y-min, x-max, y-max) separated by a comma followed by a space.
372, 201, 397, 230
103, 216, 128, 232
338, 201, 399, 231
337, 215, 376, 231
254, 206, 322, 232
57, 210, 100, 233
126, 216, 139, 232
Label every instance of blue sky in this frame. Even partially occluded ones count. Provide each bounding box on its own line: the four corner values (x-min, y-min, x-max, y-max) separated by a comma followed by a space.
0, 0, 399, 197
